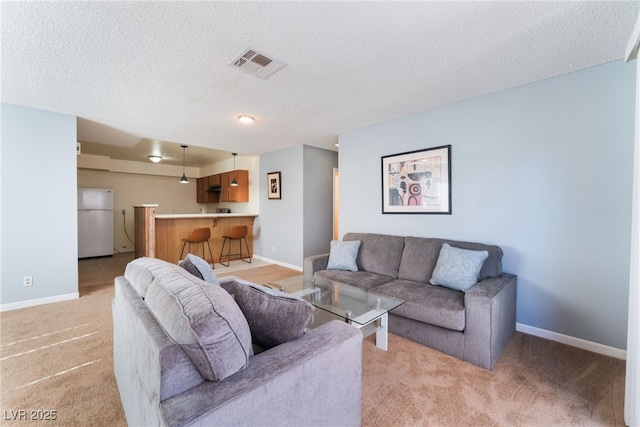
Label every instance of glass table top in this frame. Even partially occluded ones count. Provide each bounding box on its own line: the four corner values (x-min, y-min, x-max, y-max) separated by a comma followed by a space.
290, 278, 404, 326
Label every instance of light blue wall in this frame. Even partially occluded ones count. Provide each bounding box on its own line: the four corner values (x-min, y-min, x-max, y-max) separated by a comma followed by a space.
1, 104, 79, 305
338, 61, 636, 350
303, 145, 338, 257
257, 145, 337, 267
257, 146, 304, 266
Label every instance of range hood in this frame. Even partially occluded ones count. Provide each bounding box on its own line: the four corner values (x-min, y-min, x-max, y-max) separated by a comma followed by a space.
207, 185, 222, 193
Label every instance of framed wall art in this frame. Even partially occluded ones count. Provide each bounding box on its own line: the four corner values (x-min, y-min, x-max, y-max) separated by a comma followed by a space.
381, 145, 451, 214
267, 171, 281, 200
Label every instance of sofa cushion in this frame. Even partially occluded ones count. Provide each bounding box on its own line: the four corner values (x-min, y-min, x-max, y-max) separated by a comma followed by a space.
327, 240, 361, 272
315, 269, 395, 290
144, 263, 253, 382
233, 279, 315, 349
179, 253, 220, 285
398, 237, 503, 283
373, 279, 466, 331
397, 237, 443, 283
344, 233, 405, 278
430, 243, 489, 292
124, 256, 163, 298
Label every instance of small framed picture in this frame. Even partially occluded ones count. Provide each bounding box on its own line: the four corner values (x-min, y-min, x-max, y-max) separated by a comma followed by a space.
267, 171, 281, 200
381, 145, 451, 214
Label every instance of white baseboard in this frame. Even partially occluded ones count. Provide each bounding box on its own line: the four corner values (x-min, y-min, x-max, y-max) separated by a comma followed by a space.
252, 259, 630, 360
252, 254, 303, 272
516, 323, 626, 360
0, 292, 80, 312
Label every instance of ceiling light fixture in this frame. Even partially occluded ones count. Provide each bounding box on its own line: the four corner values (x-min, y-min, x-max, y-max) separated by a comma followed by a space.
238, 115, 254, 124
231, 153, 238, 186
148, 155, 162, 163
180, 145, 188, 184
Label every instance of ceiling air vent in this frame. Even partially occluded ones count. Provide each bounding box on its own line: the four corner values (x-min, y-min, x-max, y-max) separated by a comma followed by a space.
230, 48, 286, 79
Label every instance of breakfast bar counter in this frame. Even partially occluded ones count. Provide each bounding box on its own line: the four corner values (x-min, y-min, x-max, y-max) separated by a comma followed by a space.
134, 205, 257, 264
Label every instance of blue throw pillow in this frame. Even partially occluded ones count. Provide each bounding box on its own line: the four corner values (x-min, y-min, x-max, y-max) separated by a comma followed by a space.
180, 253, 220, 285
326, 240, 361, 272
429, 243, 489, 292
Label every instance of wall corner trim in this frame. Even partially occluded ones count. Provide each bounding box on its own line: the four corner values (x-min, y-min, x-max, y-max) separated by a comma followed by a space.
0, 292, 80, 313
516, 323, 626, 360
625, 13, 640, 62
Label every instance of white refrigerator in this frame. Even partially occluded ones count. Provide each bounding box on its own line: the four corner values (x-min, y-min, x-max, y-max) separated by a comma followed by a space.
78, 188, 114, 258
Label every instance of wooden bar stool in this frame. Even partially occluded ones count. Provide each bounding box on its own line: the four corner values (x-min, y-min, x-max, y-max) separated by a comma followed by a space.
219, 225, 251, 267
179, 227, 214, 266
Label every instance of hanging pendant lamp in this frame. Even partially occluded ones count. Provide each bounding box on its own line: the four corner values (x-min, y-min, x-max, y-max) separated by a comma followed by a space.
231, 153, 238, 186
180, 145, 189, 184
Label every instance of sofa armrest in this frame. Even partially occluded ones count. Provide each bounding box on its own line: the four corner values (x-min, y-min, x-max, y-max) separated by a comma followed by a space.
463, 273, 517, 370
303, 253, 330, 281
161, 320, 363, 427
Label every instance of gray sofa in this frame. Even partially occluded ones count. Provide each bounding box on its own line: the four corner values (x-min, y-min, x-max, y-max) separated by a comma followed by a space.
304, 232, 517, 370
112, 257, 362, 427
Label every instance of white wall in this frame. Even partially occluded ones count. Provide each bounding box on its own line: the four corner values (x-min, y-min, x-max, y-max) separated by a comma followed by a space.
624, 16, 640, 425
338, 61, 636, 350
1, 104, 78, 308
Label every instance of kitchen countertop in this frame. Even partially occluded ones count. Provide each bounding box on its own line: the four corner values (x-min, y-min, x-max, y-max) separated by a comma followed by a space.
155, 213, 258, 219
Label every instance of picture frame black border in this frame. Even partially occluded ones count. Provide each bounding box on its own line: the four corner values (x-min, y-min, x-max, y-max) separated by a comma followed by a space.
381, 145, 452, 214
267, 171, 282, 200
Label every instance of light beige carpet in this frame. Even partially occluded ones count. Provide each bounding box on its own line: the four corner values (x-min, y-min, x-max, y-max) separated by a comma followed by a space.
0, 264, 626, 426
216, 264, 302, 286
362, 333, 625, 426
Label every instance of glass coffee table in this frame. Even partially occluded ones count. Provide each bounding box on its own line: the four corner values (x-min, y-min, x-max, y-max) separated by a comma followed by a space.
272, 276, 404, 350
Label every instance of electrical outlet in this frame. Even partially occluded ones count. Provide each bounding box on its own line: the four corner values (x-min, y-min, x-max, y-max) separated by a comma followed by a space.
121, 209, 126, 215
271, 246, 275, 253
23, 276, 32, 287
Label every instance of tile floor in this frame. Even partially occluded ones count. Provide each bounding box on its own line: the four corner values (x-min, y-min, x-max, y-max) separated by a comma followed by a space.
78, 252, 135, 288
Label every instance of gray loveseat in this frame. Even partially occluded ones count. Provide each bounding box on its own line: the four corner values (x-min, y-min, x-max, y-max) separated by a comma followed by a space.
113, 257, 362, 427
304, 232, 517, 370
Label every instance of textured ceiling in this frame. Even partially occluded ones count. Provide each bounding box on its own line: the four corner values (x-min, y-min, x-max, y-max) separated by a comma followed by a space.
2, 1, 638, 166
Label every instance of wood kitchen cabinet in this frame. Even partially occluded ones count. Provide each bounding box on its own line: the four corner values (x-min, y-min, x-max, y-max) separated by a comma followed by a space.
208, 174, 221, 187
197, 175, 221, 203
221, 170, 249, 202
196, 171, 248, 203
206, 174, 221, 203
196, 178, 206, 203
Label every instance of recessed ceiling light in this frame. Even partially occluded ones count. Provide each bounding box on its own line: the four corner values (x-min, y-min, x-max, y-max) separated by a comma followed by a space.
238, 115, 254, 124
148, 155, 162, 163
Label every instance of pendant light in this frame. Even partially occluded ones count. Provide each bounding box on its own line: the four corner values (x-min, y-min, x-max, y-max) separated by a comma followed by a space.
180, 145, 189, 184
231, 153, 238, 186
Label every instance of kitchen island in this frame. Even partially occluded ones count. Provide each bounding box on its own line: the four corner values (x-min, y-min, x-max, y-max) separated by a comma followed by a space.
134, 205, 257, 265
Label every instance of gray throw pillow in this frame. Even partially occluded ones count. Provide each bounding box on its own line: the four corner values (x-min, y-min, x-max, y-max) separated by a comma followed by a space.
326, 240, 361, 272
179, 253, 220, 285
430, 243, 489, 292
233, 280, 315, 349
144, 267, 252, 381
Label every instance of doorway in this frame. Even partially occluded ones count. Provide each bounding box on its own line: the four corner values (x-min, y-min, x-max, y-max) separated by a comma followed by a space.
333, 168, 339, 240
